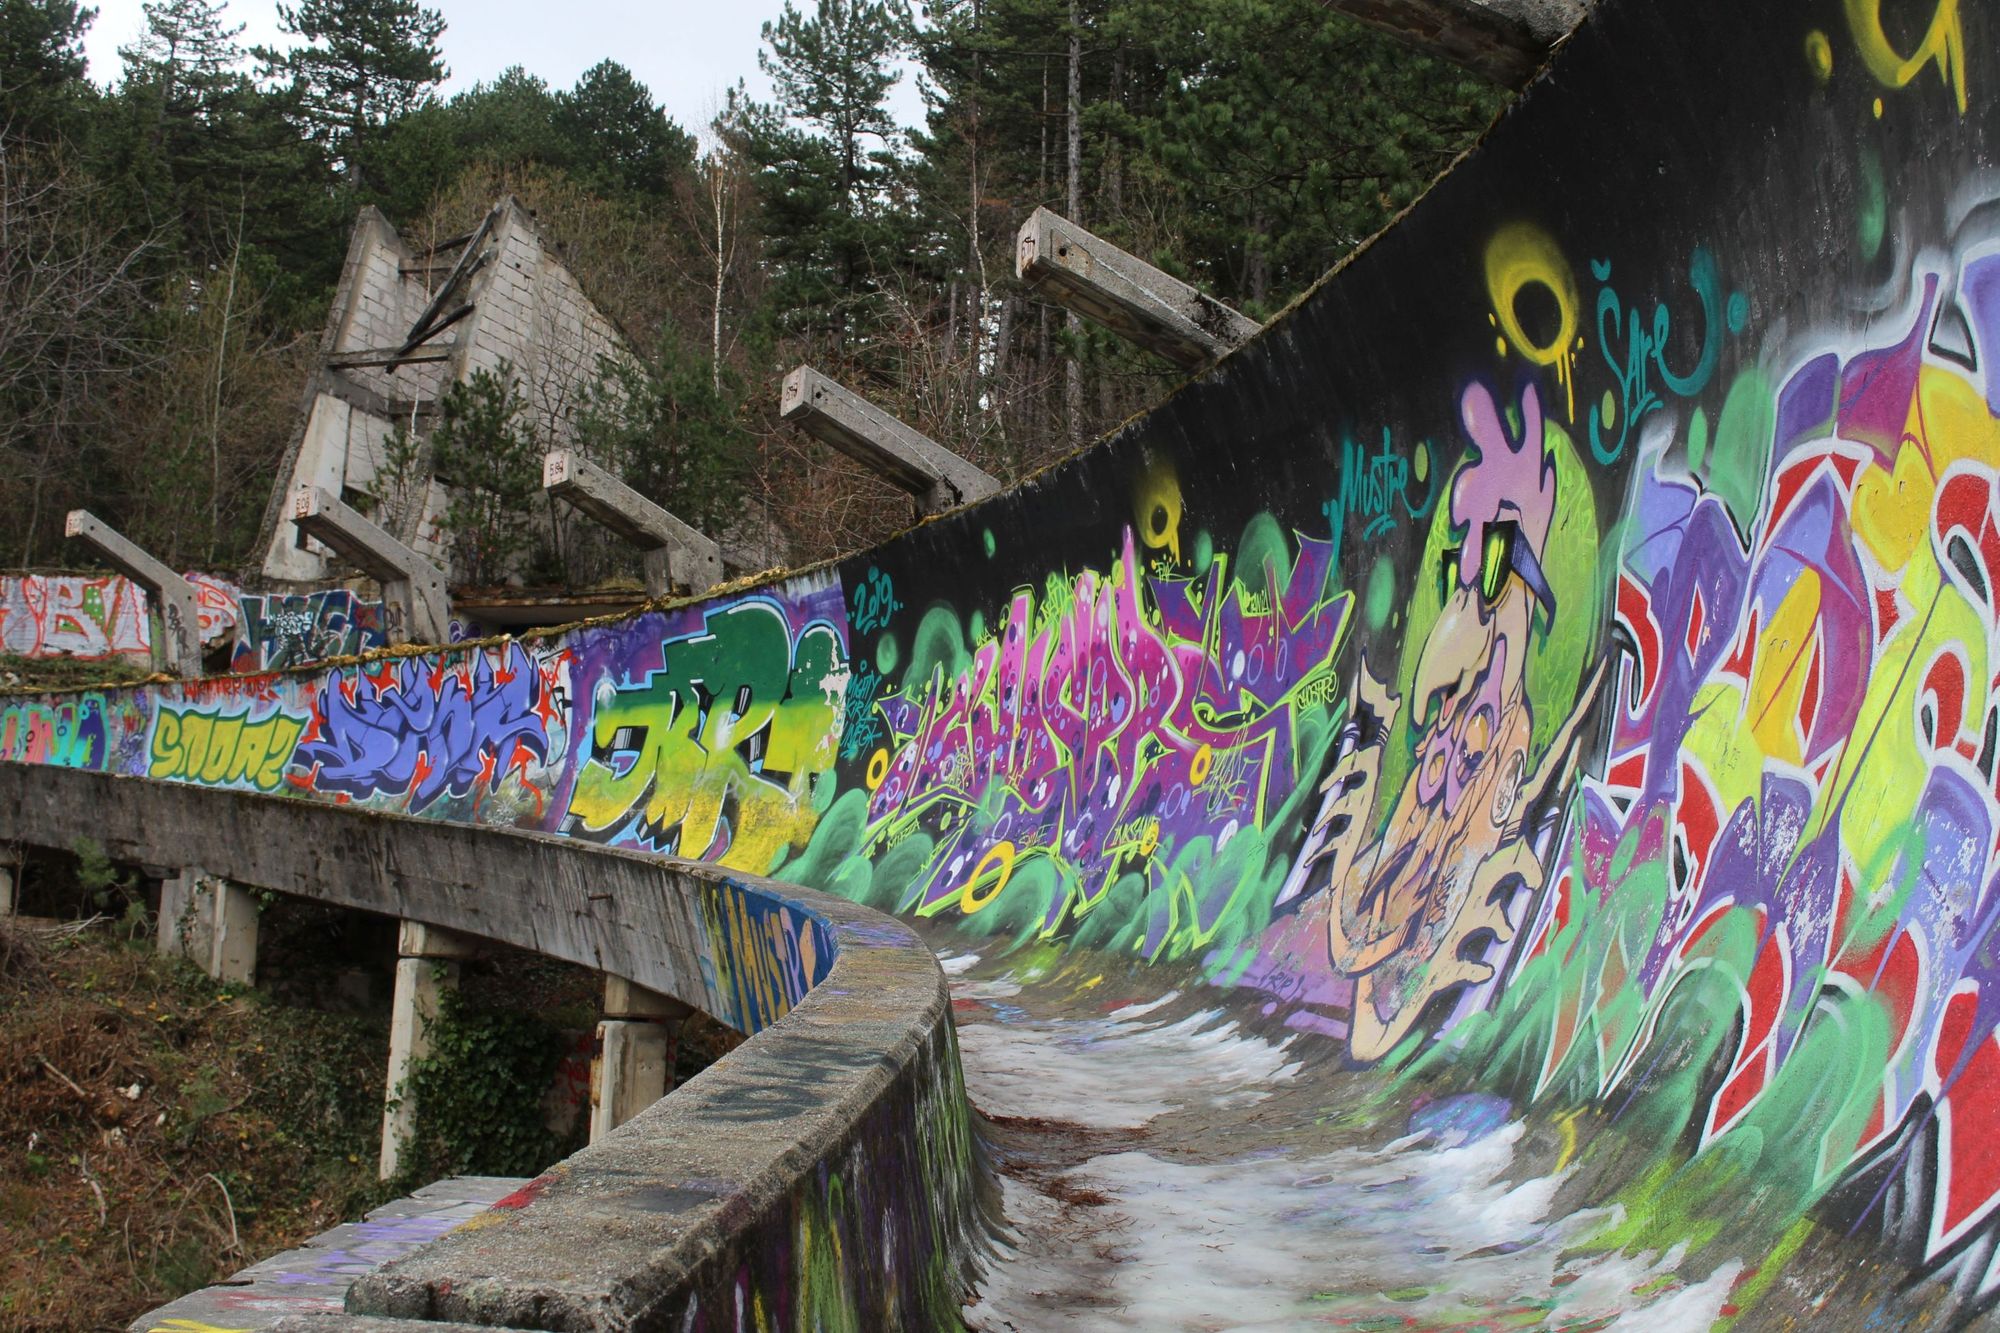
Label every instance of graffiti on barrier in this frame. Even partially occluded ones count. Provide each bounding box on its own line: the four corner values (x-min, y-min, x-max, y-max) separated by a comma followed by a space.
151, 707, 307, 792
294, 642, 562, 815
0, 573, 239, 662
232, 590, 387, 673
562, 596, 846, 871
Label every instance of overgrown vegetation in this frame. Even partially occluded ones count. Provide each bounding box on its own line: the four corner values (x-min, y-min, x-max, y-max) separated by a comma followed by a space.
0, 915, 390, 1330
399, 986, 576, 1180
0, 0, 1499, 573
425, 364, 547, 587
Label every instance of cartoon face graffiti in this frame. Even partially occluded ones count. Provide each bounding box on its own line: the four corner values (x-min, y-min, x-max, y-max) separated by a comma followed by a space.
1295, 383, 1601, 1060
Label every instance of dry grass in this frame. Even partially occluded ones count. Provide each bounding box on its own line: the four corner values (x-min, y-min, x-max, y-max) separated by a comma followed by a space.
0, 918, 390, 1332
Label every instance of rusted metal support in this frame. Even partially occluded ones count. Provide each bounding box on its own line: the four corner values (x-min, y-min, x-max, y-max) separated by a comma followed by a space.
62, 510, 202, 677
1016, 208, 1263, 372
289, 485, 451, 646
542, 449, 723, 599
779, 367, 1001, 513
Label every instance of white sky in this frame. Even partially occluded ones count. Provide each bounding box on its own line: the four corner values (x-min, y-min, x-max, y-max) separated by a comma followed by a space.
80, 0, 928, 142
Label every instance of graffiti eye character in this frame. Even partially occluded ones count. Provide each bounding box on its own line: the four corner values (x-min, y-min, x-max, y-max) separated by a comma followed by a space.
1479, 522, 1514, 603
1445, 520, 1559, 620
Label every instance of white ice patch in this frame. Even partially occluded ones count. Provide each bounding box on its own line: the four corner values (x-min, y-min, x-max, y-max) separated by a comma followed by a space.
968, 1121, 1743, 1331
956, 1003, 1300, 1130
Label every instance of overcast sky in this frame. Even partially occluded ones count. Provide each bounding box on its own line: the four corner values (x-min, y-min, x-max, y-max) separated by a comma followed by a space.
79, 0, 928, 142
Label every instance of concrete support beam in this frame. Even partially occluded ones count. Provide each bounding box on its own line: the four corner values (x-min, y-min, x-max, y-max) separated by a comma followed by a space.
779, 367, 1001, 513
542, 450, 724, 598
62, 510, 202, 677
1315, 0, 1584, 88
1016, 209, 1263, 372
0, 852, 15, 918
590, 977, 693, 1142
290, 485, 451, 646
156, 868, 259, 985
381, 922, 480, 1181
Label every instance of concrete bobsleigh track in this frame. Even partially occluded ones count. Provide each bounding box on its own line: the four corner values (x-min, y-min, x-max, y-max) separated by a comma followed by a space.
7, 0, 2000, 1325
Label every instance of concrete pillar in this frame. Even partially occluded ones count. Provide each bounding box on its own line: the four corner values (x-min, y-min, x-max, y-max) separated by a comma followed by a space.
589, 976, 693, 1143
542, 449, 724, 598
778, 367, 1001, 513
210, 883, 259, 986
63, 510, 203, 677
157, 867, 214, 967
380, 922, 479, 1181
0, 857, 15, 918
1016, 208, 1263, 372
156, 869, 259, 985
289, 485, 451, 646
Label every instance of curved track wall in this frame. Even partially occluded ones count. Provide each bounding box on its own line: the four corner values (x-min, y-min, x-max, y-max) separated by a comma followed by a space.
6, 0, 2000, 1318
0, 765, 981, 1330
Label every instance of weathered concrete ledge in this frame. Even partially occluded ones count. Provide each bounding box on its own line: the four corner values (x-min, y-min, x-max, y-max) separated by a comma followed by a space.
0, 763, 988, 1331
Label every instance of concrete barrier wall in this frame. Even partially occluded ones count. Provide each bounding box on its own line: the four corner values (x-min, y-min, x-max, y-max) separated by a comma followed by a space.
7, 0, 2000, 1315
0, 764, 984, 1329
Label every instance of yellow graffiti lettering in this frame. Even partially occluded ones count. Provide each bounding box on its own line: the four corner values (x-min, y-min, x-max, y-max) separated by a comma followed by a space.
151, 710, 183, 772
567, 608, 842, 872
1747, 570, 1822, 766
1852, 440, 1936, 569
150, 708, 305, 792
1485, 223, 1582, 421
1845, 0, 1967, 113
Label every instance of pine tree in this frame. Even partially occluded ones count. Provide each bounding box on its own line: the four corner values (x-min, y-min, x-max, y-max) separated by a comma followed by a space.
749, 0, 917, 352
557, 61, 694, 202
257, 0, 446, 191
0, 0, 95, 144
119, 0, 244, 133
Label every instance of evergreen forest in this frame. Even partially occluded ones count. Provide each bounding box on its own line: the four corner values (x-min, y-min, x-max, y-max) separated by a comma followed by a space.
0, 0, 1502, 573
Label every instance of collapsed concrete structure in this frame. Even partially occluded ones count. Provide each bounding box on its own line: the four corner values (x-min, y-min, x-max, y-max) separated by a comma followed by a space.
255, 197, 629, 588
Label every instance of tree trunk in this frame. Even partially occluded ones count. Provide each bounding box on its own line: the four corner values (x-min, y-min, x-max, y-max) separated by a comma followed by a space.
1065, 0, 1085, 447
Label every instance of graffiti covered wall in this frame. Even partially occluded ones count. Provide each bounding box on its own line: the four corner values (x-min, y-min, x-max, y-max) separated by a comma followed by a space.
0, 573, 389, 674
8, 0, 2000, 1319
0, 573, 242, 663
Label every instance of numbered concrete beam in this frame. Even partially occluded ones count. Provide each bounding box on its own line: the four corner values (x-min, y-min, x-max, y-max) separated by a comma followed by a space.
779, 367, 1000, 513
63, 510, 201, 676
542, 450, 724, 599
290, 485, 451, 647
1016, 208, 1263, 372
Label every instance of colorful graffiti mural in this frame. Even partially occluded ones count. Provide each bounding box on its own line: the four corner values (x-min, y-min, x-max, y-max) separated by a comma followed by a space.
232, 589, 387, 673
0, 572, 393, 676
294, 642, 562, 815
560, 591, 847, 872
7, 0, 2000, 1321
0, 573, 239, 662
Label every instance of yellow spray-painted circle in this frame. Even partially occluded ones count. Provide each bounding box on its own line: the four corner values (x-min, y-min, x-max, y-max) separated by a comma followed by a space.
1485, 224, 1579, 369
866, 747, 890, 791
1189, 743, 1215, 786
1138, 820, 1160, 857
959, 842, 1017, 914
1134, 465, 1185, 563
1805, 29, 1834, 81
1484, 222, 1581, 418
